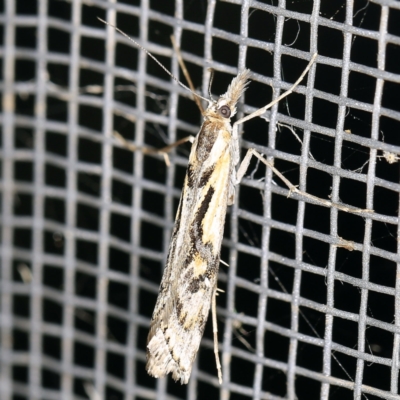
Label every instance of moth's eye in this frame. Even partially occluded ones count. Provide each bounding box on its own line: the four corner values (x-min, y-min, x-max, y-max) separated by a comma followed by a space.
218, 105, 231, 118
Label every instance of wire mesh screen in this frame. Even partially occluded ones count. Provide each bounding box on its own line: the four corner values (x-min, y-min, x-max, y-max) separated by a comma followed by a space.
1, 0, 400, 399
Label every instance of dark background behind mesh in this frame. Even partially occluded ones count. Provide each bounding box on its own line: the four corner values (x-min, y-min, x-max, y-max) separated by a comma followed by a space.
1, 0, 400, 399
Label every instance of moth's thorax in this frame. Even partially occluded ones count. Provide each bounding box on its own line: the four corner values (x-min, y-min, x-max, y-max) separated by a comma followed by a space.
203, 111, 233, 134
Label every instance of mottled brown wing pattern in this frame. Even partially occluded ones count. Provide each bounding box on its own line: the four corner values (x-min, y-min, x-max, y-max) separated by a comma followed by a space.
146, 120, 233, 383
145, 70, 251, 384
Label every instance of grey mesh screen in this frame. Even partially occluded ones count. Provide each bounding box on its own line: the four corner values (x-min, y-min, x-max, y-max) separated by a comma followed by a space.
1, 0, 400, 399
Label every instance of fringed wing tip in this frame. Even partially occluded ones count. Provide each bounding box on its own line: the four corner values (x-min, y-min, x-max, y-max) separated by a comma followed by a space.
146, 329, 191, 384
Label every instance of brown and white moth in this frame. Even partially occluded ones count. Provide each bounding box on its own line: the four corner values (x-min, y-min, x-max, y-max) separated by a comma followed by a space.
145, 53, 318, 383
146, 70, 251, 384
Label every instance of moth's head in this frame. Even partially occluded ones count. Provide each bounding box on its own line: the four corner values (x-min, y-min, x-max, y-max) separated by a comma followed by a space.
205, 69, 251, 120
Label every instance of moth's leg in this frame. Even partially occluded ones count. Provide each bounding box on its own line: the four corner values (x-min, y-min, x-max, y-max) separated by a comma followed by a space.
233, 53, 371, 215
236, 148, 373, 215
236, 148, 296, 194
113, 131, 195, 167
211, 288, 223, 384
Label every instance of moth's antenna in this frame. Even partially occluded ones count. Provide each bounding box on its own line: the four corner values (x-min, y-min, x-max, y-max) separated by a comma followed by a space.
98, 18, 210, 104
170, 35, 204, 114
208, 68, 216, 102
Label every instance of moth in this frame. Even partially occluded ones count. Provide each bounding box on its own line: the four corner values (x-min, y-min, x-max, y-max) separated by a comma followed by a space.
146, 69, 251, 384
142, 54, 317, 383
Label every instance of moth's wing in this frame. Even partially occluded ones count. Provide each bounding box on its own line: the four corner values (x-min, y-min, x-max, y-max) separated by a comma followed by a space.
146, 121, 233, 383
